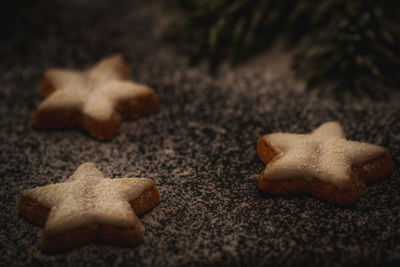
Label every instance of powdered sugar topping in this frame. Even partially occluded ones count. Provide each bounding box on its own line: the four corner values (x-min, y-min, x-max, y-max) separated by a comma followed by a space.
22, 162, 155, 234
38, 54, 153, 120
261, 122, 385, 187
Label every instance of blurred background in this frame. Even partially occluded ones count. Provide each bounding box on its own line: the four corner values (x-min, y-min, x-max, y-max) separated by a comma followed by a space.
2, 0, 400, 97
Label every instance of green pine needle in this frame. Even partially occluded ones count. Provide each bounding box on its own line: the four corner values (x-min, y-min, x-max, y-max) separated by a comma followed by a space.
165, 0, 400, 95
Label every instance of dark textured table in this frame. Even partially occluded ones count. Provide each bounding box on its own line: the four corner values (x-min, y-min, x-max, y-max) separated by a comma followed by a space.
1, 0, 399, 266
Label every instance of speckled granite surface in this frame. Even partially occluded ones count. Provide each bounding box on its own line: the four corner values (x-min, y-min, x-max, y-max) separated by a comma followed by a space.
1, 0, 399, 266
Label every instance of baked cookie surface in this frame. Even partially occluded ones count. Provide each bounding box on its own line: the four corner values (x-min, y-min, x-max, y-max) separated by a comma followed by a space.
18, 162, 160, 252
33, 54, 159, 140
257, 122, 393, 204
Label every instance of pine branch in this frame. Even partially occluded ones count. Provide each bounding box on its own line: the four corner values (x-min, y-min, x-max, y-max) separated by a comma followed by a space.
292, 0, 400, 95
165, 0, 296, 71
165, 0, 400, 94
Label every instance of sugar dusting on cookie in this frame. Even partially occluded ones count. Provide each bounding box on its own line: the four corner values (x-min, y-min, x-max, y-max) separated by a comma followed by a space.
39, 63, 152, 121
33, 54, 160, 140
83, 81, 151, 120
261, 122, 387, 188
21, 162, 156, 235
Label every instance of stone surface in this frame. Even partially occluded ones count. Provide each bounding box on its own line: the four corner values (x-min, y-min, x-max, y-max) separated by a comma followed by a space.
1, 0, 399, 265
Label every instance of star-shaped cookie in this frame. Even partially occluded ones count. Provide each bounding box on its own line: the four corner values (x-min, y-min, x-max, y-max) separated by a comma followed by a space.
18, 162, 160, 252
257, 122, 393, 204
33, 54, 159, 140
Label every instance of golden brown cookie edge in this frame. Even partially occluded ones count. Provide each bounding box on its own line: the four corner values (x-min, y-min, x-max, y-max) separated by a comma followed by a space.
18, 184, 160, 252
257, 136, 394, 205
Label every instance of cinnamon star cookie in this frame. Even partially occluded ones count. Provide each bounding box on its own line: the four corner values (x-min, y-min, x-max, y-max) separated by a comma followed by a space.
18, 162, 160, 252
257, 122, 393, 204
33, 54, 159, 140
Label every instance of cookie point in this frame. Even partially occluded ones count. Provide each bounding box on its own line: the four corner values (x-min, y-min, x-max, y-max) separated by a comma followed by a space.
80, 162, 96, 169
108, 53, 124, 62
